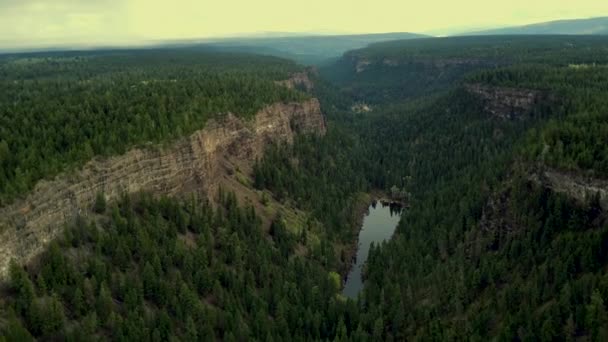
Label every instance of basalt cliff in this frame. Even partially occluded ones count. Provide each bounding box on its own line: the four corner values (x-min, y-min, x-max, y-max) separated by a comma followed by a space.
0, 98, 326, 279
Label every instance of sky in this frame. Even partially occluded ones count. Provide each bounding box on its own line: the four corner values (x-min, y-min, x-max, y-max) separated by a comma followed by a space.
1, 0, 607, 49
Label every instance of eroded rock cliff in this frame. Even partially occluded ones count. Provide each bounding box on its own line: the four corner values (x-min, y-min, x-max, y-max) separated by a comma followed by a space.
0, 98, 325, 278
465, 83, 549, 120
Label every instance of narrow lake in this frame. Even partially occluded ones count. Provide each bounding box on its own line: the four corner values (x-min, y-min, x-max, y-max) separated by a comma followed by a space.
343, 202, 402, 298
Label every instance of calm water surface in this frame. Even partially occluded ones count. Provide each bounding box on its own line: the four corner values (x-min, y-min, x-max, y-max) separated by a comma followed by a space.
342, 202, 401, 298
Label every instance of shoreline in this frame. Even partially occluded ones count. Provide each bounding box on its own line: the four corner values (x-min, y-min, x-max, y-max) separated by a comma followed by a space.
338, 190, 406, 284
337, 192, 372, 280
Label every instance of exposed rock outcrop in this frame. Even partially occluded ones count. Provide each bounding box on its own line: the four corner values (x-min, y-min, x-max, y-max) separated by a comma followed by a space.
479, 188, 517, 237
351, 103, 372, 113
355, 59, 372, 73
537, 169, 608, 210
465, 83, 548, 120
275, 72, 314, 91
0, 99, 326, 279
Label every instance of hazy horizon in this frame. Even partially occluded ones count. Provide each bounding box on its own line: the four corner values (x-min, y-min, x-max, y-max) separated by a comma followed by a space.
1, 0, 607, 50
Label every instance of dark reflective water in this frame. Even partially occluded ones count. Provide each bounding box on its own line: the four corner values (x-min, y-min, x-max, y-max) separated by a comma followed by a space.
343, 202, 401, 298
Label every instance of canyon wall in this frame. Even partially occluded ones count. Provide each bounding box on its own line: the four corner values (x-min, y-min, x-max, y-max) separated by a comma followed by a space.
0, 98, 325, 279
348, 55, 493, 74
465, 83, 548, 120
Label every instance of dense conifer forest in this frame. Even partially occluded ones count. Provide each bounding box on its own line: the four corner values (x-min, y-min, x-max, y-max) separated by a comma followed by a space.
3, 36, 608, 340
2, 191, 359, 341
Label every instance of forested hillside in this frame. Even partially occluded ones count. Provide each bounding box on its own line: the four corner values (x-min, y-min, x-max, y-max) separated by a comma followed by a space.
1, 191, 360, 341
0, 50, 305, 206
3, 36, 608, 341
469, 65, 608, 176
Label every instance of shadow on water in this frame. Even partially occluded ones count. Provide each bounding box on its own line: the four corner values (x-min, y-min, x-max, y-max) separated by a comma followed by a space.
342, 201, 402, 299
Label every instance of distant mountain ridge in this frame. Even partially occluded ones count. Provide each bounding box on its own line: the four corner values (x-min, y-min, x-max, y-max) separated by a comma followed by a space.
191, 32, 429, 65
6, 16, 608, 62
0, 32, 428, 65
465, 17, 608, 36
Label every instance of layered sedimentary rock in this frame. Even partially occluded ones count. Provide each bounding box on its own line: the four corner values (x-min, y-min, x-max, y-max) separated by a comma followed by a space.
0, 99, 325, 278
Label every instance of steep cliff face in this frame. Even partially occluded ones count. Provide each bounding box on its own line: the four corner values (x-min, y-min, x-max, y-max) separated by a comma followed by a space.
479, 167, 608, 242
465, 83, 548, 120
0, 98, 325, 278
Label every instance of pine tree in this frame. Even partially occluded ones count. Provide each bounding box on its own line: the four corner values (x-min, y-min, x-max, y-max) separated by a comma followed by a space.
586, 290, 608, 341
563, 314, 576, 342
93, 191, 106, 214
372, 317, 384, 341
97, 282, 113, 323
72, 287, 85, 317
185, 316, 198, 341
2, 314, 34, 342
43, 294, 65, 336
10, 265, 35, 317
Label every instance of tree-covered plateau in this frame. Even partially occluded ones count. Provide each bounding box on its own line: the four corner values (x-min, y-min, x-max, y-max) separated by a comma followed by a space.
0, 50, 306, 206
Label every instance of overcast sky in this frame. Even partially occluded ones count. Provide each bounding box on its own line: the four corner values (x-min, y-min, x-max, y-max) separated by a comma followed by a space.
1, 0, 607, 48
